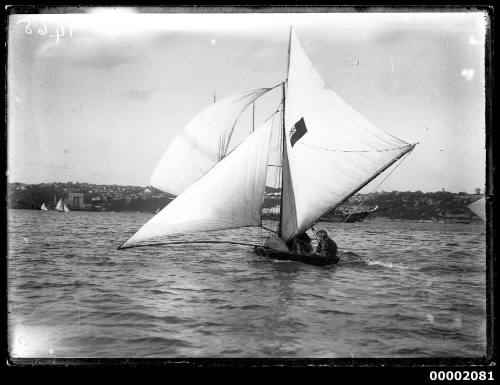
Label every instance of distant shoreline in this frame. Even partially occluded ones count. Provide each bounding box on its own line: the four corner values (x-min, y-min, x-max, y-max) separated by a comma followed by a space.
8, 182, 484, 223
9, 207, 484, 225
6, 181, 482, 195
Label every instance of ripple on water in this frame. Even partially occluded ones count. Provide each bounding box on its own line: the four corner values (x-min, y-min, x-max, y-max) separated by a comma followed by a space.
7, 211, 487, 358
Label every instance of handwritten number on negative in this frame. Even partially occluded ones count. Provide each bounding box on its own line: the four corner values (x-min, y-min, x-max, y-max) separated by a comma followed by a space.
49, 24, 65, 44
16, 19, 32, 34
17, 19, 72, 44
38, 22, 48, 35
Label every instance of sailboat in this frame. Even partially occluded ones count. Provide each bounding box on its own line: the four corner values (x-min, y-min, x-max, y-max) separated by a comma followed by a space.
118, 28, 416, 266
320, 205, 379, 223
55, 198, 65, 212
64, 203, 71, 212
40, 203, 48, 211
467, 197, 486, 221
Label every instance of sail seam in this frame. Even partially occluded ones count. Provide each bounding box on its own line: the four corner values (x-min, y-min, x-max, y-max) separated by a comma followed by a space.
295, 142, 414, 153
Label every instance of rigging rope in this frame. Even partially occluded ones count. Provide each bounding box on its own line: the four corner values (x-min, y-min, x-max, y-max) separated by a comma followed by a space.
259, 98, 284, 241
263, 106, 282, 124
118, 240, 262, 250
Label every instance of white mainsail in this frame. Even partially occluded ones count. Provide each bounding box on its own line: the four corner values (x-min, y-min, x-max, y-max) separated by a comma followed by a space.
467, 197, 486, 221
40, 203, 48, 211
150, 88, 272, 196
119, 28, 416, 251
120, 115, 277, 249
280, 30, 414, 241
64, 204, 71, 212
55, 198, 64, 212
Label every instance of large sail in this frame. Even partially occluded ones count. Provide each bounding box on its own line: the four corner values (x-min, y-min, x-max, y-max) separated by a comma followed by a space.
280, 30, 414, 241
120, 115, 277, 249
55, 198, 64, 212
468, 197, 486, 221
151, 88, 272, 196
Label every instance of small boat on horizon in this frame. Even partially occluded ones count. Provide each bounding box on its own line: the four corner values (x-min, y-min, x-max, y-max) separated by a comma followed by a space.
40, 202, 48, 211
55, 198, 64, 212
320, 206, 379, 223
467, 197, 486, 221
55, 198, 70, 212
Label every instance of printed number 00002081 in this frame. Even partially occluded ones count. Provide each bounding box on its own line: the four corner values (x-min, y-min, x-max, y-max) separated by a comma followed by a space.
429, 371, 494, 381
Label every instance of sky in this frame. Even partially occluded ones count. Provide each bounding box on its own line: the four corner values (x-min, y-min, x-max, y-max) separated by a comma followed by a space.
7, 9, 488, 193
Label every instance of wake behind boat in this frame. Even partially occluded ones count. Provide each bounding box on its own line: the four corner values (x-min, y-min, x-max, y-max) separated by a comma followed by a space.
117, 27, 416, 267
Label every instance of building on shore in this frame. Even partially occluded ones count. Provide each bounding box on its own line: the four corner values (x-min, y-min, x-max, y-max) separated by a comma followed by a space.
67, 192, 92, 210
67, 192, 84, 208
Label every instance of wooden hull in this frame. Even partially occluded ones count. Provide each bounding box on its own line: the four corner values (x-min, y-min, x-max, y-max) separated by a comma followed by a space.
254, 246, 339, 266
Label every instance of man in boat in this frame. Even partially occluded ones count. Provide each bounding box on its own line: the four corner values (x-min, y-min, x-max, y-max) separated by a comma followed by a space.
315, 230, 337, 258
286, 232, 313, 254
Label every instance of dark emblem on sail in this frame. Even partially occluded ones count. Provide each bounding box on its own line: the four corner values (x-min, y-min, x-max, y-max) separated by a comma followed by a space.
289, 117, 307, 147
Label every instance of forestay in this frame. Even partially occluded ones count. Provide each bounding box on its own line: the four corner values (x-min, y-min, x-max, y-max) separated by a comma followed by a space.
120, 115, 277, 249
280, 30, 414, 241
151, 88, 271, 196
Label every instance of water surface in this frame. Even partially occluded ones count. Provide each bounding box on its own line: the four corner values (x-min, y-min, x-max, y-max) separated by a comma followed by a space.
8, 210, 486, 358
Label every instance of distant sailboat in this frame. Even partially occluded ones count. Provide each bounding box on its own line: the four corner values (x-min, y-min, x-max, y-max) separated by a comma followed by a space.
320, 206, 379, 223
64, 204, 71, 212
40, 203, 48, 211
467, 197, 486, 221
55, 198, 64, 212
118, 28, 416, 266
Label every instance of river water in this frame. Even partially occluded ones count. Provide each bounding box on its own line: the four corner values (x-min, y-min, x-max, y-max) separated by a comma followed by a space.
7, 209, 487, 358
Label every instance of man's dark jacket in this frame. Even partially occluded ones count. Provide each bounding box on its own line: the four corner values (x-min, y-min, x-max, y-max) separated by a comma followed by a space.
316, 238, 337, 257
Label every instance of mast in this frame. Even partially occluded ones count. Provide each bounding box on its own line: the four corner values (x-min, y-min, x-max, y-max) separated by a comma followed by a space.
278, 83, 286, 237
286, 25, 292, 80
278, 26, 292, 238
